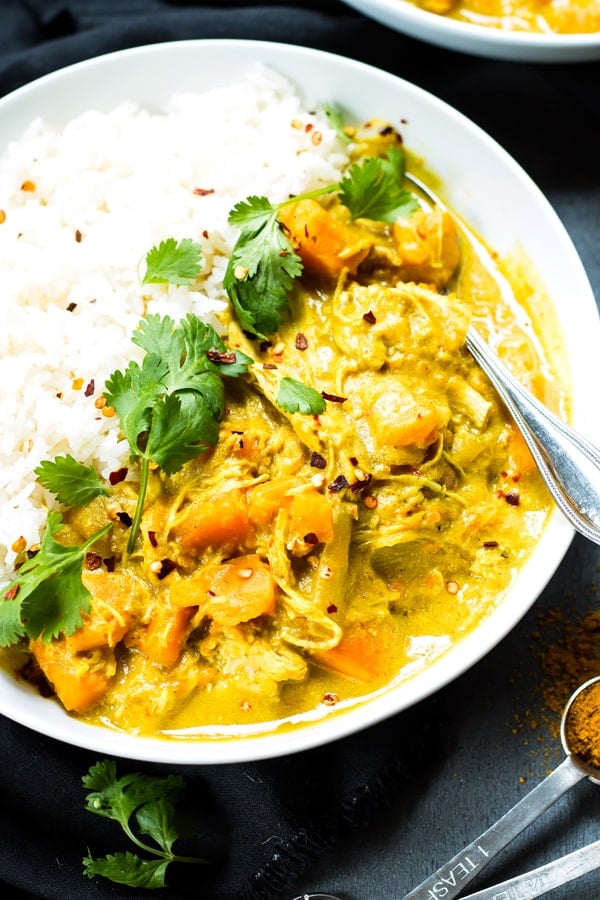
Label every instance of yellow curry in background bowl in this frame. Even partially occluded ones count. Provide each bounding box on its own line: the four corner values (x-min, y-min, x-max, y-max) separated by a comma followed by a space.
409, 0, 600, 34
6, 121, 560, 737
0, 41, 597, 765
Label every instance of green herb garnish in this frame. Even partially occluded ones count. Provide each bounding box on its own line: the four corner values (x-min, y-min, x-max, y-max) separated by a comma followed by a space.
142, 237, 203, 286
0, 512, 111, 646
82, 760, 209, 889
105, 313, 252, 553
35, 455, 108, 507
276, 376, 326, 416
225, 149, 418, 338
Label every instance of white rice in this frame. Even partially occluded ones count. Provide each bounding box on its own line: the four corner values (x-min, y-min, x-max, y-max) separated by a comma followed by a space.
0, 65, 351, 578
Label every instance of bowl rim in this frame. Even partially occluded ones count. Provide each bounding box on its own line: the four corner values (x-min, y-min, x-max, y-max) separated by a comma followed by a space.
0, 37, 596, 764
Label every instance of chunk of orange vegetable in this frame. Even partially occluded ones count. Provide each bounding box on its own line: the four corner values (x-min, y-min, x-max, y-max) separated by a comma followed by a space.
506, 424, 537, 476
312, 622, 390, 682
247, 477, 296, 526
278, 198, 369, 280
288, 488, 335, 545
29, 638, 114, 714
67, 570, 139, 653
172, 489, 254, 554
392, 208, 459, 289
371, 387, 446, 448
125, 600, 195, 669
170, 554, 277, 626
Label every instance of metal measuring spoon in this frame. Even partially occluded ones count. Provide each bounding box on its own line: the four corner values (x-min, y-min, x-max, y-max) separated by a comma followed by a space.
406, 172, 600, 546
403, 675, 600, 899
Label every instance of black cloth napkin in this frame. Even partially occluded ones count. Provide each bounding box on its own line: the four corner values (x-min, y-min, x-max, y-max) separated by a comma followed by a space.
1, 3, 599, 900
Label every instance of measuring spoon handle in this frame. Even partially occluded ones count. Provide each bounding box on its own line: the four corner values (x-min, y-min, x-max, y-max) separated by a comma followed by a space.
403, 756, 585, 900
460, 837, 600, 900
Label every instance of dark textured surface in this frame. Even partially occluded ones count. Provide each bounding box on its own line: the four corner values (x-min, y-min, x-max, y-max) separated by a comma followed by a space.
0, 3, 599, 899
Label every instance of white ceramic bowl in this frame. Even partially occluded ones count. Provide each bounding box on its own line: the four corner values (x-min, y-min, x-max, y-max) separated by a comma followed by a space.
1, 40, 598, 764
338, 0, 600, 62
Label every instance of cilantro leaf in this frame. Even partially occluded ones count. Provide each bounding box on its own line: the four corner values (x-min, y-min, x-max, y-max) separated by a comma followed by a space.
224, 199, 302, 338
339, 147, 419, 223
35, 455, 108, 507
83, 852, 169, 889
105, 313, 251, 552
276, 376, 326, 416
142, 237, 203, 286
0, 512, 111, 646
82, 760, 209, 889
322, 102, 351, 143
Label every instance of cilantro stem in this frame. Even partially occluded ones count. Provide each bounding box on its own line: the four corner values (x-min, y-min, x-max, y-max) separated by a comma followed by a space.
127, 457, 150, 555
276, 182, 339, 209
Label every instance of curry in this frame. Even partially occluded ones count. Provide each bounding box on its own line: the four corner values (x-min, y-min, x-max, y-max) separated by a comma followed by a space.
7, 123, 562, 737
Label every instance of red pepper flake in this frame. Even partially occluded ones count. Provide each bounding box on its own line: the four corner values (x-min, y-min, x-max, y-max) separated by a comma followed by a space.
303, 532, 319, 545
322, 692, 339, 706
321, 391, 347, 404
3, 584, 19, 600
84, 379, 95, 397
310, 451, 327, 469
259, 340, 273, 353
193, 187, 215, 196
148, 530, 158, 548
504, 491, 520, 507
379, 125, 395, 136
66, 302, 77, 312
117, 512, 133, 528
363, 310, 376, 324
328, 474, 349, 493
153, 558, 177, 580
263, 363, 278, 370
295, 332, 308, 351
75, 229, 82, 242
483, 540, 499, 548
109, 467, 128, 486
202, 229, 209, 239
85, 552, 103, 571
207, 349, 236, 365
349, 473, 373, 494
104, 556, 116, 572
327, 604, 338, 614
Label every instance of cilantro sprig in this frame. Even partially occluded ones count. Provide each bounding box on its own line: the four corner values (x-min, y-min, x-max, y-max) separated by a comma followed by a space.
105, 313, 251, 553
142, 237, 203, 286
224, 147, 418, 338
0, 512, 111, 646
82, 760, 209, 889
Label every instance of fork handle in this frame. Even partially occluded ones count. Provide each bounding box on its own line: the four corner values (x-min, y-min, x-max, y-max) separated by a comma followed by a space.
403, 756, 585, 900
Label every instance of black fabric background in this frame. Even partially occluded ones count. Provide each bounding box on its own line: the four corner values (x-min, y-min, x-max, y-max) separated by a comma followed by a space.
0, 3, 599, 900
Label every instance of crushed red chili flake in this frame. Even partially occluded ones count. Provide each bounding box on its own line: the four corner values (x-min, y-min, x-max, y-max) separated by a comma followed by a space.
154, 559, 176, 580
295, 332, 308, 351
109, 467, 128, 485
349, 473, 373, 494
322, 692, 339, 706
207, 349, 236, 365
85, 552, 103, 571
327, 604, 338, 614
193, 187, 215, 196
117, 512, 133, 528
504, 491, 520, 506
84, 379, 95, 397
66, 302, 77, 312
104, 556, 116, 572
379, 125, 395, 136
263, 363, 278, 370
148, 531, 158, 548
3, 584, 19, 600
321, 391, 347, 404
363, 310, 376, 324
75, 229, 82, 242
202, 230, 209, 239
259, 340, 273, 353
483, 540, 499, 548
310, 451, 327, 469
303, 532, 319, 545
328, 474, 349, 493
